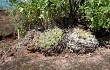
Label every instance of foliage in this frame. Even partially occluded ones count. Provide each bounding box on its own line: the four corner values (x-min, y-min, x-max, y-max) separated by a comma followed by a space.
38, 27, 62, 49
79, 0, 110, 31
8, 0, 83, 38
8, 0, 69, 38
9, 1, 40, 39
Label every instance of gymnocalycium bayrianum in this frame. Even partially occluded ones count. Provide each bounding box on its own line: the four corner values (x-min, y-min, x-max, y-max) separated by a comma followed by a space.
38, 27, 63, 49
36, 27, 66, 56
64, 27, 99, 53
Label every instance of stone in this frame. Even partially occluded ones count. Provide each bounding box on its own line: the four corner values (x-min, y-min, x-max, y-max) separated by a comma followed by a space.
0, 24, 15, 37
0, 11, 15, 37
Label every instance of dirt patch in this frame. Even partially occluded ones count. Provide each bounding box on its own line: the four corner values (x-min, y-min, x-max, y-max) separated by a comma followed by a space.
0, 48, 110, 70
0, 47, 110, 70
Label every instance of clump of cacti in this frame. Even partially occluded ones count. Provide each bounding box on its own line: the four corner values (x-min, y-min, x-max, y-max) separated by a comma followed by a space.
15, 29, 41, 50
14, 27, 64, 55
38, 27, 63, 49
72, 28, 93, 39
15, 27, 99, 55
64, 27, 99, 53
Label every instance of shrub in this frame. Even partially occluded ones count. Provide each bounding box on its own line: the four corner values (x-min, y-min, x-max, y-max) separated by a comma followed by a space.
8, 0, 69, 38
79, 0, 110, 31
9, 1, 40, 39
8, 0, 83, 38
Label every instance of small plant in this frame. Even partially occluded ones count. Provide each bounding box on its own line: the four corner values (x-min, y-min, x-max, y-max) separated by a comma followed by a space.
38, 27, 62, 49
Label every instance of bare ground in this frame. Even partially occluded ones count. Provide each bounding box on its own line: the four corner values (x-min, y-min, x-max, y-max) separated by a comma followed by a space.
0, 37, 110, 70
1, 47, 110, 70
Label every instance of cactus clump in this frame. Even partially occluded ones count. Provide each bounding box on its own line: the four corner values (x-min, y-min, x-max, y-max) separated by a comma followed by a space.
15, 27, 64, 55
65, 27, 99, 53
15, 29, 41, 50
38, 27, 63, 49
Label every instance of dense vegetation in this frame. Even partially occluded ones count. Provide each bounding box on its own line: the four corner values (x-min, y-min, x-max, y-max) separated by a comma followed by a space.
4, 0, 110, 50
7, 0, 80, 38
79, 0, 110, 31
7, 0, 110, 38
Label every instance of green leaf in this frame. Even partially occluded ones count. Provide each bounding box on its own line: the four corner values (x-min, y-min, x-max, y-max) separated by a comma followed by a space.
100, 6, 110, 13
91, 17, 93, 21
89, 0, 94, 4
20, 7, 24, 12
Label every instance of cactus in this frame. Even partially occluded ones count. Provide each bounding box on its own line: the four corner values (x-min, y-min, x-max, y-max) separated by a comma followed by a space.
65, 27, 99, 53
72, 28, 93, 39
38, 27, 63, 49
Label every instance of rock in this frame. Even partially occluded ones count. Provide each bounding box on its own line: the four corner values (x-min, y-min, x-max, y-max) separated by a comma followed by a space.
0, 11, 15, 37
0, 24, 15, 37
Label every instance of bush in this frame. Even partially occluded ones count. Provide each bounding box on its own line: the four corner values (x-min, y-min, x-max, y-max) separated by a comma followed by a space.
10, 1, 40, 38
79, 0, 110, 31
8, 0, 70, 38
8, 0, 83, 38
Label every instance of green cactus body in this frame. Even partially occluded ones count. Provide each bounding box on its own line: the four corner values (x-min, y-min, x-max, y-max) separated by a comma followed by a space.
71, 28, 94, 40
38, 27, 62, 49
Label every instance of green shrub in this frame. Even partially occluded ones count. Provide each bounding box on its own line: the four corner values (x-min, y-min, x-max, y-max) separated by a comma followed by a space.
8, 0, 69, 38
79, 0, 110, 31
8, 0, 82, 39
38, 27, 62, 49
